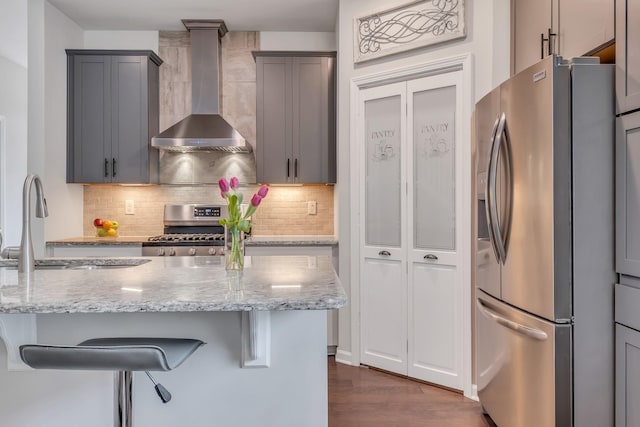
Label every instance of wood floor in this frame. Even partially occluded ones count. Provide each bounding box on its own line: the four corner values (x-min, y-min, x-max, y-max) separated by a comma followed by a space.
328, 357, 496, 427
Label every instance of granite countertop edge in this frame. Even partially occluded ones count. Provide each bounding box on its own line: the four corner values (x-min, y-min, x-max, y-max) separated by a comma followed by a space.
47, 235, 339, 247
0, 256, 347, 314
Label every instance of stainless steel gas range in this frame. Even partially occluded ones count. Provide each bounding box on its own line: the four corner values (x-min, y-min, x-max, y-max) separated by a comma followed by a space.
142, 204, 231, 257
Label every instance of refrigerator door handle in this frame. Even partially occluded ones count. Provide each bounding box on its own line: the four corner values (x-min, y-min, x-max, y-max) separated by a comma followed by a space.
485, 116, 502, 263
494, 113, 513, 261
476, 298, 548, 341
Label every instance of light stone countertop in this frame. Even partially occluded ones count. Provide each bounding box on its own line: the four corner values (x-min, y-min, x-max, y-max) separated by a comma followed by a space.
245, 235, 338, 246
0, 256, 346, 314
46, 235, 338, 247
45, 236, 147, 246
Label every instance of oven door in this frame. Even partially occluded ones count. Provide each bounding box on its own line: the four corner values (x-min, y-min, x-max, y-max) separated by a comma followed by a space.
476, 290, 572, 427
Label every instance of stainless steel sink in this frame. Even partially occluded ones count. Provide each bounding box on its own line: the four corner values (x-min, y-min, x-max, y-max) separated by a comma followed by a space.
0, 258, 151, 270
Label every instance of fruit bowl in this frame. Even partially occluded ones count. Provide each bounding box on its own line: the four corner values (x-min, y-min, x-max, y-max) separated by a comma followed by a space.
93, 218, 119, 237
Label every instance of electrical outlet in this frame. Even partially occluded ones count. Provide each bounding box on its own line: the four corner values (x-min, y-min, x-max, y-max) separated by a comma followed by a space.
125, 199, 135, 215
307, 201, 317, 215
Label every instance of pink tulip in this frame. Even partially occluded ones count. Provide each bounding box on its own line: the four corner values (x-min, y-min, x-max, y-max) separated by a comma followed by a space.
230, 177, 239, 190
218, 178, 230, 193
220, 191, 226, 199
257, 185, 269, 198
251, 194, 263, 207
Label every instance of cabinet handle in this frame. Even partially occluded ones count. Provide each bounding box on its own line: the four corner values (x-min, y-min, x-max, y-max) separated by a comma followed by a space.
424, 254, 438, 261
294, 158, 298, 178
541, 28, 556, 58
104, 158, 109, 177
378, 250, 391, 256
112, 158, 116, 177
547, 28, 556, 55
287, 158, 290, 178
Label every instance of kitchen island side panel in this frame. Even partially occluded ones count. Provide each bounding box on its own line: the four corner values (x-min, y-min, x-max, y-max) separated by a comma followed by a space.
0, 311, 328, 427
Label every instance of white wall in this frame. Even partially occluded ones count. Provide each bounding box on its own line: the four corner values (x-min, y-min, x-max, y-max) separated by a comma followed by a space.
0, 0, 28, 68
335, 0, 510, 363
259, 32, 336, 51
0, 0, 28, 248
0, 57, 28, 247
43, 2, 85, 243
27, 0, 85, 254
84, 31, 159, 51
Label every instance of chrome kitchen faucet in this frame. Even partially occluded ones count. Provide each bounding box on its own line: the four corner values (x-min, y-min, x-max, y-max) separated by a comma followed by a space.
18, 174, 48, 273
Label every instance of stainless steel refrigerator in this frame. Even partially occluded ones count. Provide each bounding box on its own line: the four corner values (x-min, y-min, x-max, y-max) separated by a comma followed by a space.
474, 55, 616, 427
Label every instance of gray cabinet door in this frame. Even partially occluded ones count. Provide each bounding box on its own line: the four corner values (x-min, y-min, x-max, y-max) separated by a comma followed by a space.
292, 56, 336, 183
111, 55, 148, 183
70, 55, 112, 183
67, 50, 160, 184
616, 0, 640, 114
255, 52, 336, 184
256, 56, 292, 183
512, 0, 555, 75
616, 324, 640, 427
616, 112, 640, 277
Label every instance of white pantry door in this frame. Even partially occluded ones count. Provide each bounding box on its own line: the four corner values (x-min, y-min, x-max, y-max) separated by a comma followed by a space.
359, 82, 408, 375
358, 71, 464, 390
406, 73, 463, 389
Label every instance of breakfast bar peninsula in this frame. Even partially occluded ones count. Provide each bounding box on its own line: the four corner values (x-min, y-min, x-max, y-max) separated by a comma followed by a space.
0, 255, 346, 427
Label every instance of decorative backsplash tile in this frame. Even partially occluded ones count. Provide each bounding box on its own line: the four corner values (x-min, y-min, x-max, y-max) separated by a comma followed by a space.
83, 185, 334, 237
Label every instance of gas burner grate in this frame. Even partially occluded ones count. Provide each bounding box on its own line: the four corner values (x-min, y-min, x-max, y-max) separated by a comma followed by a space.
147, 233, 225, 243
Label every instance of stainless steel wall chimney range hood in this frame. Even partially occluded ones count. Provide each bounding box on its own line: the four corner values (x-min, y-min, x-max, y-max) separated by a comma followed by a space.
152, 19, 251, 153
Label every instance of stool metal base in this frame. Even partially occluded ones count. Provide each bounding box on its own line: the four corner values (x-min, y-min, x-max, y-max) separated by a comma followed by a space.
115, 371, 133, 427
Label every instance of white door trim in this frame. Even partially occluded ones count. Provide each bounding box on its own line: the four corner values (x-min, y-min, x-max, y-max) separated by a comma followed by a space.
0, 116, 6, 242
347, 53, 473, 398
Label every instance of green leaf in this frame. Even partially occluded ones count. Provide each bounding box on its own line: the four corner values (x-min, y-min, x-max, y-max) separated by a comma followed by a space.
238, 219, 251, 232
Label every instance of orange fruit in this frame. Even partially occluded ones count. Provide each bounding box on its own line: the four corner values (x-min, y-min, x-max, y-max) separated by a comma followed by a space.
102, 220, 113, 230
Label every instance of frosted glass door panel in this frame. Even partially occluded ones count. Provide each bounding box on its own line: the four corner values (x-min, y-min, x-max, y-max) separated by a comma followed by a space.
365, 95, 402, 247
413, 86, 456, 250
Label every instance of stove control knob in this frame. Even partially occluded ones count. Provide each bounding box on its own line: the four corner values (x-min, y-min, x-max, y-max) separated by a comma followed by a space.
189, 247, 197, 256
157, 248, 165, 256
208, 247, 217, 256
168, 248, 176, 256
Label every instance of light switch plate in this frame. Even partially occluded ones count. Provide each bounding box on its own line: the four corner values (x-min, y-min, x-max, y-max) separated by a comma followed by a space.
307, 201, 317, 215
125, 199, 135, 215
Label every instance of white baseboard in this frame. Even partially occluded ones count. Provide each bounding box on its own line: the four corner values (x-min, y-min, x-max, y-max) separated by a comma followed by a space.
334, 349, 353, 366
467, 384, 479, 401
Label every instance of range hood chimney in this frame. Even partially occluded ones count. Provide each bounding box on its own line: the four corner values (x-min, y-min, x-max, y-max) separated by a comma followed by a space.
152, 19, 251, 153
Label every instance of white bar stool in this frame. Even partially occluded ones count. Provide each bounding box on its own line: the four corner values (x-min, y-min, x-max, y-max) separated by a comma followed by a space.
20, 337, 205, 427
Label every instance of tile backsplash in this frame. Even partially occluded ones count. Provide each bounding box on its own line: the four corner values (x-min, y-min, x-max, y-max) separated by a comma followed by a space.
83, 185, 334, 237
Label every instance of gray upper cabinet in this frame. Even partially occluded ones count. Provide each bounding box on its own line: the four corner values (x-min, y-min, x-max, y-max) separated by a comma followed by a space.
66, 50, 162, 184
255, 51, 336, 184
512, 0, 614, 75
512, 0, 556, 75
616, 111, 640, 277
617, 0, 640, 114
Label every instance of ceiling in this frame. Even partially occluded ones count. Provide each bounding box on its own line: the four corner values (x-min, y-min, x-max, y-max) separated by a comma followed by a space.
47, 0, 339, 32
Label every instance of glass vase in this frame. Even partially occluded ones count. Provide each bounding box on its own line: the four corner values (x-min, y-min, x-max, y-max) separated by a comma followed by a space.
225, 226, 245, 271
